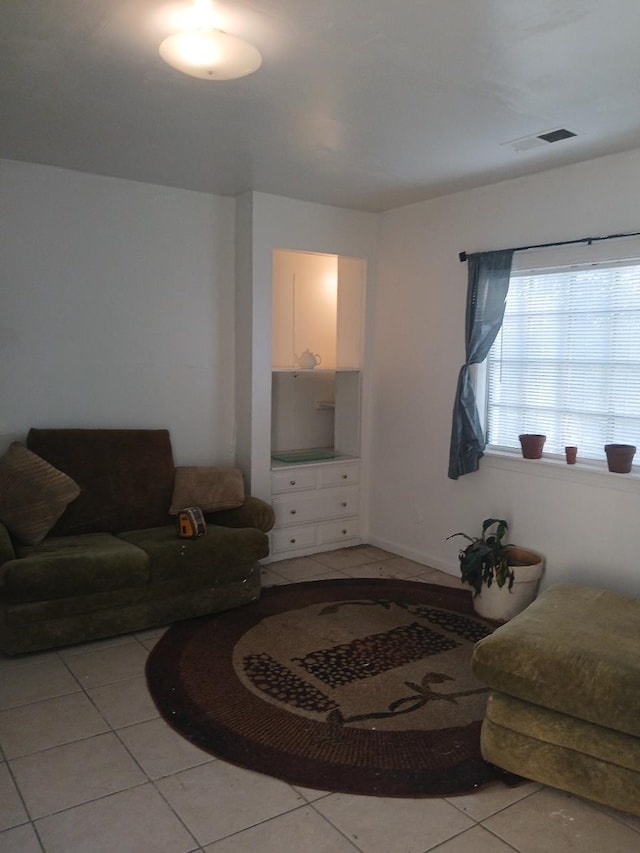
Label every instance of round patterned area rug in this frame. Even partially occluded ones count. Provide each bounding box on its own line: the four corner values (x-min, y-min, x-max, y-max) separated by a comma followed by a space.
145, 578, 521, 797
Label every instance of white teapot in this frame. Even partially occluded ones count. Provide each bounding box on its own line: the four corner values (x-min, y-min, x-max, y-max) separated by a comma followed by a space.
295, 349, 322, 369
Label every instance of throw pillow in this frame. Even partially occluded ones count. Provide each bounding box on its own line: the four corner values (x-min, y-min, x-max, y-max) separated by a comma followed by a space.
169, 466, 245, 514
0, 442, 81, 545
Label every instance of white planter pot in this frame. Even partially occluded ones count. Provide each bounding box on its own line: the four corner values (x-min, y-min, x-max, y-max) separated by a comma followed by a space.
472, 548, 545, 622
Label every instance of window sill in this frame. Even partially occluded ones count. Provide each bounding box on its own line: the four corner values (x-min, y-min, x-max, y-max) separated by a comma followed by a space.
483, 449, 640, 494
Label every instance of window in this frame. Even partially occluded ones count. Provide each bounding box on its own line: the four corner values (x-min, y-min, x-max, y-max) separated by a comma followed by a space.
485, 244, 640, 461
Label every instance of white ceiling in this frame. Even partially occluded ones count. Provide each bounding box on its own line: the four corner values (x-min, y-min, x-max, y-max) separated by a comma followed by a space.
2, 0, 640, 212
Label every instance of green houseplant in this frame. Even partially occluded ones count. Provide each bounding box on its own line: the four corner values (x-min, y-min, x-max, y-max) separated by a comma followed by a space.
447, 518, 544, 622
447, 517, 514, 596
447, 518, 545, 621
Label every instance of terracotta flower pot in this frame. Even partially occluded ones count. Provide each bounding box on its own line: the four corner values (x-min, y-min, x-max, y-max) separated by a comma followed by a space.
604, 444, 636, 474
565, 446, 577, 464
519, 434, 546, 459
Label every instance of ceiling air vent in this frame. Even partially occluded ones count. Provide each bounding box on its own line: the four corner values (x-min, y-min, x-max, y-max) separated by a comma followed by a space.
502, 128, 578, 153
537, 128, 577, 143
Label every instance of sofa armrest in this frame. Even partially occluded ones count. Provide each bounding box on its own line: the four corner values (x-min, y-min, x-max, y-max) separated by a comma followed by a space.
206, 496, 275, 533
0, 522, 16, 566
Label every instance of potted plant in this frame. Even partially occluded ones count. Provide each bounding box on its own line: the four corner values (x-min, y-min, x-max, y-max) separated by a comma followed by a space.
519, 434, 546, 459
447, 518, 544, 621
604, 444, 636, 474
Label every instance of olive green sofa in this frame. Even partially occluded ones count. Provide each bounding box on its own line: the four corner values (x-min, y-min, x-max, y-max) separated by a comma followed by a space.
0, 429, 275, 655
472, 584, 640, 816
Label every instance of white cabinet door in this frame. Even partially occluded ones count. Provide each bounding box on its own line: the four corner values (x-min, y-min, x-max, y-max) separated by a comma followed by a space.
318, 462, 360, 488
273, 486, 359, 527
271, 467, 318, 494
317, 518, 360, 545
271, 525, 317, 553
269, 460, 362, 559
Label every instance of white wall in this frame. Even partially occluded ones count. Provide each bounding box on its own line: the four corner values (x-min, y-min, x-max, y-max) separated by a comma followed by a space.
370, 148, 640, 597
8, 150, 639, 596
0, 160, 236, 465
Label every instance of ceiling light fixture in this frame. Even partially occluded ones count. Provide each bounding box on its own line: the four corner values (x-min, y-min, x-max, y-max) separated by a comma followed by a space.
159, 27, 262, 80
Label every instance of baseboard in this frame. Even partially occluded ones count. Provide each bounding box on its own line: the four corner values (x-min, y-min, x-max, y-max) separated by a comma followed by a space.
364, 534, 459, 579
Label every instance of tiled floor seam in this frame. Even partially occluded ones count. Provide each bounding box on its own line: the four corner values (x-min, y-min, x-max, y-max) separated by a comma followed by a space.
307, 799, 368, 852
4, 720, 113, 762
31, 784, 201, 853
8, 681, 177, 835
191, 798, 322, 849
30, 783, 205, 852
106, 723, 209, 849
477, 822, 526, 852
26, 778, 150, 823
145, 777, 204, 852
30, 782, 202, 853
0, 820, 46, 853
57, 637, 142, 661
4, 634, 205, 846
0, 686, 83, 714
29, 819, 46, 853
445, 784, 543, 823
591, 801, 640, 834
105, 723, 218, 853
4, 750, 36, 823
441, 826, 521, 853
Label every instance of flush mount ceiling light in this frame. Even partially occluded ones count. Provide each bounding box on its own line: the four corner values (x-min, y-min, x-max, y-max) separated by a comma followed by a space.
159, 28, 262, 80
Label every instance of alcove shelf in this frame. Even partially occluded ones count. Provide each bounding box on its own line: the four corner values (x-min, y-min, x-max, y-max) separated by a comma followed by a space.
269, 248, 366, 559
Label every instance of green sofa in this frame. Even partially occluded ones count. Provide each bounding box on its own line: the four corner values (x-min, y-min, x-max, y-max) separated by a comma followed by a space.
0, 429, 275, 655
471, 584, 640, 816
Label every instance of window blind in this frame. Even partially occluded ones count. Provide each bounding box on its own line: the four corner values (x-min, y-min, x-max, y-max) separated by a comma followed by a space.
486, 257, 640, 460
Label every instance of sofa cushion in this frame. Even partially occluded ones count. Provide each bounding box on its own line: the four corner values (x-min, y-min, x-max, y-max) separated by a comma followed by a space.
208, 495, 275, 533
1, 563, 261, 628
2, 533, 149, 602
119, 525, 269, 584
472, 583, 640, 738
27, 429, 175, 535
169, 466, 245, 514
0, 443, 81, 545
484, 691, 640, 773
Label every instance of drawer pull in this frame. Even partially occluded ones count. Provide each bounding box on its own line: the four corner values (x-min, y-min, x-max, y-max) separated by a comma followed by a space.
290, 480, 296, 485
342, 473, 348, 479
290, 509, 297, 515
342, 529, 347, 535
341, 501, 347, 507
290, 538, 296, 544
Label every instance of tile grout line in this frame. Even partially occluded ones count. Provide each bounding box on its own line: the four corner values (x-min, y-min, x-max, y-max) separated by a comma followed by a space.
307, 798, 368, 852
110, 723, 206, 850
73, 639, 204, 852
4, 640, 191, 847
195, 798, 336, 850
0, 650, 69, 850
476, 823, 523, 853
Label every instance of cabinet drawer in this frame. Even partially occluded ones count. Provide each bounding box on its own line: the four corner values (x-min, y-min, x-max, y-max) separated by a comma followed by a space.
271, 525, 317, 553
317, 518, 360, 545
273, 486, 359, 526
318, 462, 360, 488
271, 468, 318, 494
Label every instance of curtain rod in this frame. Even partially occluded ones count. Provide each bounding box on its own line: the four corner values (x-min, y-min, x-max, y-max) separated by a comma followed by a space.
458, 229, 640, 263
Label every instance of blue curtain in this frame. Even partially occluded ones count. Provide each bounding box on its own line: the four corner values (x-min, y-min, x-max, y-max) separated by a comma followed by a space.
448, 250, 514, 479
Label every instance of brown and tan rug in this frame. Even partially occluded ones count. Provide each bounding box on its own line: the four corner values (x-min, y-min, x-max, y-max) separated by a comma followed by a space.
145, 578, 521, 797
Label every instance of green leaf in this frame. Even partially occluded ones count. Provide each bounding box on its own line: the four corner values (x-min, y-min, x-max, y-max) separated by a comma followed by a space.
482, 517, 500, 534
446, 532, 474, 542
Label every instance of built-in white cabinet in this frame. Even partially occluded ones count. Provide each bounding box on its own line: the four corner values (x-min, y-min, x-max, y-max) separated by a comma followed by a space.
270, 460, 361, 557
269, 249, 366, 559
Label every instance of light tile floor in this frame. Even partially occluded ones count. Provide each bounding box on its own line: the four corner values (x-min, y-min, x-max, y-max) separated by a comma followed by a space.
1, 546, 638, 852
